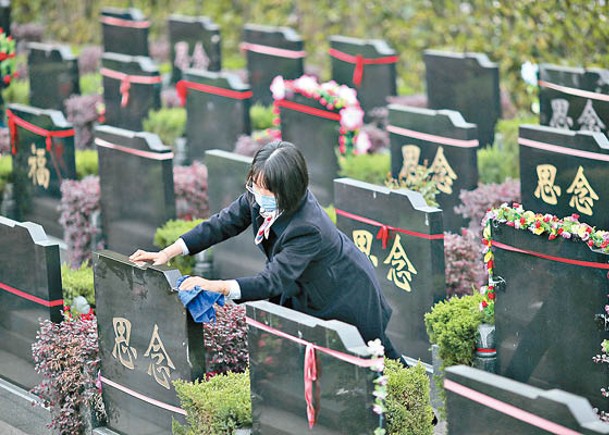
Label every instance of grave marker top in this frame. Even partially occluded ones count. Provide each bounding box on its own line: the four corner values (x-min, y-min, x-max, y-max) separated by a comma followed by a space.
101, 7, 149, 57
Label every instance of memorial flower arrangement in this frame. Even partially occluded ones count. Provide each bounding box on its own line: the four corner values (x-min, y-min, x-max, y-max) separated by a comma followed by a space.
270, 75, 368, 156
367, 338, 388, 435
0, 28, 16, 89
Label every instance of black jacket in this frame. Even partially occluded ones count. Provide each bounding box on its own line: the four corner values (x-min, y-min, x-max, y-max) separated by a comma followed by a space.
181, 189, 396, 354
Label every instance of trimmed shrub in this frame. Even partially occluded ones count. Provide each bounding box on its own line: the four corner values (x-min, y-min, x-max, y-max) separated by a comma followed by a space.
338, 152, 391, 186
153, 218, 205, 275
204, 304, 249, 376
250, 103, 275, 130
0, 154, 12, 194
173, 371, 252, 435
61, 261, 95, 308
173, 161, 210, 220
65, 94, 103, 149
79, 72, 102, 97
385, 359, 435, 435
2, 77, 28, 105
75, 149, 99, 179
323, 204, 336, 224
77, 46, 102, 75
142, 107, 186, 147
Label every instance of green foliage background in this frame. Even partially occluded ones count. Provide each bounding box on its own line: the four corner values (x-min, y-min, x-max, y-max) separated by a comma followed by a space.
11, 1, 609, 110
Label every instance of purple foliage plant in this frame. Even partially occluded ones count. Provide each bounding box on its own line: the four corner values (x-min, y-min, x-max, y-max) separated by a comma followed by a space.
173, 161, 210, 220
443, 230, 486, 297
203, 304, 249, 377
64, 94, 103, 149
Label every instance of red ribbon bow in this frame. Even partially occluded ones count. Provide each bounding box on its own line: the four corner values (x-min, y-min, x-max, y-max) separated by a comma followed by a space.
6, 109, 75, 155
328, 48, 399, 87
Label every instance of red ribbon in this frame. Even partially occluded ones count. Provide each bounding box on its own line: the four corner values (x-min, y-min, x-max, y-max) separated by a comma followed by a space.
492, 240, 609, 269
275, 99, 341, 122
176, 80, 253, 106
0, 281, 63, 308
6, 109, 75, 155
246, 316, 382, 429
239, 42, 306, 59
100, 16, 151, 29
335, 208, 444, 249
475, 348, 497, 353
328, 48, 399, 87
100, 67, 162, 107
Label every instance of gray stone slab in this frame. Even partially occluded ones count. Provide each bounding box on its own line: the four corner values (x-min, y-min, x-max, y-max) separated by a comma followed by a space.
0, 377, 51, 435
334, 178, 445, 363
0, 216, 62, 390
93, 250, 205, 434
205, 149, 266, 279
246, 300, 380, 434
95, 125, 176, 255
389, 105, 479, 232
445, 365, 609, 434
424, 50, 501, 147
519, 124, 609, 229
101, 7, 149, 57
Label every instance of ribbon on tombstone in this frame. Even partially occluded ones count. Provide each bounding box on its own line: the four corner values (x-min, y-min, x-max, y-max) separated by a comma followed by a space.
175, 80, 253, 106
328, 48, 399, 87
99, 15, 151, 29
239, 42, 306, 59
100, 67, 162, 107
6, 109, 75, 155
0, 280, 63, 307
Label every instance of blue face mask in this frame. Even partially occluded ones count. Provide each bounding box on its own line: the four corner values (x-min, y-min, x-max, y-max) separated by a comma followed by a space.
256, 192, 277, 213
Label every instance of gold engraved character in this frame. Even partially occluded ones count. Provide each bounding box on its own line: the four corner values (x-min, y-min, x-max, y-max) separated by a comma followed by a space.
144, 324, 176, 390
383, 233, 418, 292
399, 145, 421, 180
352, 230, 378, 267
27, 144, 50, 189
430, 146, 457, 195
111, 317, 138, 370
566, 166, 599, 216
533, 164, 561, 205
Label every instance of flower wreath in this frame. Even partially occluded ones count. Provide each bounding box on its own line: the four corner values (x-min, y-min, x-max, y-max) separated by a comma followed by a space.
270, 75, 369, 155
0, 28, 17, 88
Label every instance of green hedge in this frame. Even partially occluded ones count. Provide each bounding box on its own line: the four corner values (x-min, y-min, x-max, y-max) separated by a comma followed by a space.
153, 219, 205, 275
61, 261, 95, 307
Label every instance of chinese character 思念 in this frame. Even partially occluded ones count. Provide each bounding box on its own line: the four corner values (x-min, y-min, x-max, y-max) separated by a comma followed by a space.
566, 165, 599, 216
383, 233, 418, 292
577, 99, 606, 132
398, 144, 421, 181
27, 144, 50, 189
111, 317, 138, 370
144, 324, 176, 390
430, 146, 457, 195
353, 230, 378, 267
549, 99, 574, 129
534, 164, 561, 205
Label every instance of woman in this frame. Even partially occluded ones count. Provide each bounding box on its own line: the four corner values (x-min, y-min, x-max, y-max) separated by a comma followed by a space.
130, 140, 402, 360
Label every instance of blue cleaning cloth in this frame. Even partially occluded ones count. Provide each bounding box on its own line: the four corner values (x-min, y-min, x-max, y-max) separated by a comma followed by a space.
176, 275, 225, 323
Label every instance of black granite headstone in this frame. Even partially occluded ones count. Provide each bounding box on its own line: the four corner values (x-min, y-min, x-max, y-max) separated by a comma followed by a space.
101, 7, 149, 57
539, 64, 609, 137
329, 35, 397, 115
520, 124, 609, 229
205, 149, 265, 279
27, 42, 80, 113
445, 365, 609, 434
424, 49, 501, 147
388, 104, 479, 232
168, 14, 221, 84
334, 178, 445, 363
0, 0, 11, 37
101, 52, 161, 131
93, 250, 205, 434
8, 103, 76, 238
278, 93, 341, 207
95, 125, 176, 255
246, 300, 380, 434
180, 69, 251, 162
0, 216, 62, 390
242, 24, 305, 106
491, 223, 609, 410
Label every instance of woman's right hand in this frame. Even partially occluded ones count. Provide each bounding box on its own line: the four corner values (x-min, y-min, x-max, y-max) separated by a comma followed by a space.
129, 249, 170, 266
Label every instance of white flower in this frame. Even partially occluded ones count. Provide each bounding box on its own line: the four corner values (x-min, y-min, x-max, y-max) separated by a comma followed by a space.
521, 61, 539, 87
340, 106, 364, 130
321, 80, 339, 95
293, 75, 318, 94
367, 338, 385, 357
270, 75, 285, 100
354, 131, 371, 153
337, 85, 358, 106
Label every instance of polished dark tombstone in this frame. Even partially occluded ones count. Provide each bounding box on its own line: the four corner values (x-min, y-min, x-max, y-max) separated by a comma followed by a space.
95, 125, 175, 255
168, 15, 221, 84
100, 7, 149, 57
101, 52, 161, 131
93, 250, 205, 434
205, 150, 265, 279
334, 178, 445, 363
388, 104, 479, 232
445, 366, 609, 434
491, 223, 609, 410
246, 300, 379, 434
520, 124, 609, 229
181, 69, 251, 162
329, 35, 397, 115
242, 24, 305, 106
0, 216, 62, 390
539, 64, 609, 136
28, 42, 80, 113
9, 103, 76, 238
0, 0, 10, 36
279, 93, 340, 207
424, 49, 501, 147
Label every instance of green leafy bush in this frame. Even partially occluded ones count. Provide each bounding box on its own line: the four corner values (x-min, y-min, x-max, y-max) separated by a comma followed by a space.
249, 103, 275, 131
323, 204, 336, 224
173, 371, 252, 435
338, 152, 390, 186
153, 219, 205, 275
2, 78, 28, 105
75, 149, 99, 179
0, 154, 12, 196
79, 72, 102, 96
386, 164, 441, 207
385, 359, 435, 435
61, 261, 95, 307
142, 107, 186, 147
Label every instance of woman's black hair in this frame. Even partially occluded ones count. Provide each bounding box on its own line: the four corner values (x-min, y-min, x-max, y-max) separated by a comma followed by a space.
247, 140, 309, 214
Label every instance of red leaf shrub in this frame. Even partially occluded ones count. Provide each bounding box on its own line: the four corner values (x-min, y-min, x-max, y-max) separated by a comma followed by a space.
444, 231, 486, 297
173, 161, 210, 220
203, 304, 248, 376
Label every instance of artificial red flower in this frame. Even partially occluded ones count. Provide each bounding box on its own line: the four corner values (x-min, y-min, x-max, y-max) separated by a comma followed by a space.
487, 292, 495, 300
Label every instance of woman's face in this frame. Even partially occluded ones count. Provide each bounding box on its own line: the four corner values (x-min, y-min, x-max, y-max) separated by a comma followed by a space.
251, 174, 274, 197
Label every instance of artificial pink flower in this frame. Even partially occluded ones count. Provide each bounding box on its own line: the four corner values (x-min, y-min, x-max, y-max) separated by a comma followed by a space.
339, 106, 364, 130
